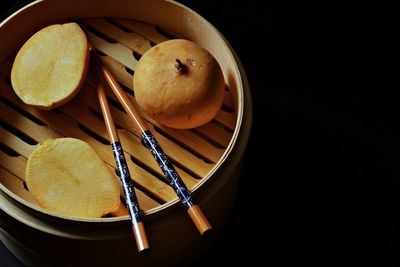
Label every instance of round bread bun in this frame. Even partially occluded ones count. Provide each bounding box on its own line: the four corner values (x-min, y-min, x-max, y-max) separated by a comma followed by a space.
133, 39, 225, 129
11, 22, 89, 110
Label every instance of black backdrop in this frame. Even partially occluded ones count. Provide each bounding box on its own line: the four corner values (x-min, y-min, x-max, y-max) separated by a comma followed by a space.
1, 1, 399, 266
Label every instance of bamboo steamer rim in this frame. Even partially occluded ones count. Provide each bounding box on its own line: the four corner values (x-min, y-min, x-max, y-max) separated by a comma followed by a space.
0, 0, 247, 227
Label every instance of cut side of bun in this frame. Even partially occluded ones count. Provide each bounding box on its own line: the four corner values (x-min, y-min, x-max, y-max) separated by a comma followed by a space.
25, 138, 121, 218
11, 22, 89, 109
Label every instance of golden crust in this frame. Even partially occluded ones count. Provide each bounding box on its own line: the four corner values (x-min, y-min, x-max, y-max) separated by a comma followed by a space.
133, 39, 225, 129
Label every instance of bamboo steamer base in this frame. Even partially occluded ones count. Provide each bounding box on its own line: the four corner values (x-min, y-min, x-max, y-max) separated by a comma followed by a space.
0, 161, 242, 267
0, 0, 252, 266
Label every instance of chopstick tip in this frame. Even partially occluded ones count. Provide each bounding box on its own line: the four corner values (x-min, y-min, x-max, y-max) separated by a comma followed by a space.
187, 205, 212, 236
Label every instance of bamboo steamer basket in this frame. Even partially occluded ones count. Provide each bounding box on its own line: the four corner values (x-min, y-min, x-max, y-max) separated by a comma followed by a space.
0, 0, 252, 266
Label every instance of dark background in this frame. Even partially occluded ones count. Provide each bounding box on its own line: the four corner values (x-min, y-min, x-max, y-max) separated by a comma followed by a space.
1, 0, 399, 266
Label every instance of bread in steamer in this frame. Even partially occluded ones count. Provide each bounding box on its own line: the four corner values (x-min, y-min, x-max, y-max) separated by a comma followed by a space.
11, 22, 89, 110
133, 39, 225, 129
25, 138, 121, 218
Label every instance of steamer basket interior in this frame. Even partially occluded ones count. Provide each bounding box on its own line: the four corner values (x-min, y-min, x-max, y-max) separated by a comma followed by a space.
0, 14, 241, 222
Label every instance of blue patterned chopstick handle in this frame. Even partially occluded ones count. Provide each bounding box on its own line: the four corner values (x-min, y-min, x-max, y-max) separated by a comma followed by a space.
141, 130, 195, 209
112, 142, 141, 223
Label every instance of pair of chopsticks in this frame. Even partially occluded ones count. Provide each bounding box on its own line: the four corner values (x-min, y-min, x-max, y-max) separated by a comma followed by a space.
96, 77, 149, 252
92, 48, 212, 253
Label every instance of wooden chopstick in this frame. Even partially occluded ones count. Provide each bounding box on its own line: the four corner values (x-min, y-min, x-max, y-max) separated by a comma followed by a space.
93, 54, 212, 235
96, 74, 150, 252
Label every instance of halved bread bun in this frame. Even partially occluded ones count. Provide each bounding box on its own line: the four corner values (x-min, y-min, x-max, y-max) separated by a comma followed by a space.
11, 22, 89, 109
26, 138, 121, 218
